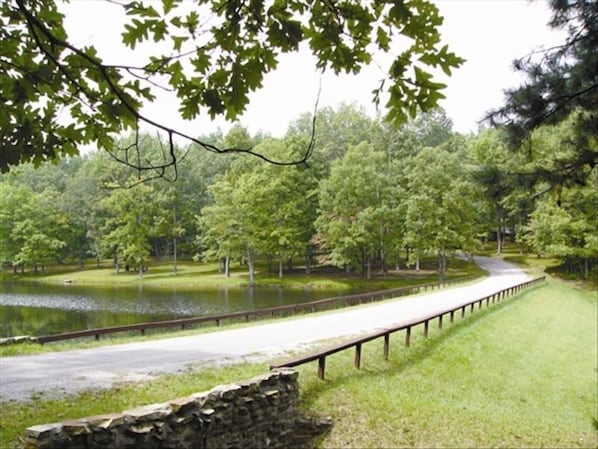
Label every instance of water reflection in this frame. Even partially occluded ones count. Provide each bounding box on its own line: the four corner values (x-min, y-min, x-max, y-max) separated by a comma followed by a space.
0, 281, 343, 337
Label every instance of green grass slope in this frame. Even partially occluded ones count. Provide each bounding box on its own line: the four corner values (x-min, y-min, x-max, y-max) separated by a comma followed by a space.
297, 281, 597, 448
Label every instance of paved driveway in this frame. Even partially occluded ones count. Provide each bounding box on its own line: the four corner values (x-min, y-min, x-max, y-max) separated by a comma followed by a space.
0, 257, 527, 402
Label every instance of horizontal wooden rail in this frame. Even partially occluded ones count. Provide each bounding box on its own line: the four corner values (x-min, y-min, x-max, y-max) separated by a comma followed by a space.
35, 275, 478, 344
270, 276, 546, 379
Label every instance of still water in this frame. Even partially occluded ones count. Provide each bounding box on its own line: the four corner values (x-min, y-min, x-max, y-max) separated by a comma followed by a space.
0, 282, 346, 338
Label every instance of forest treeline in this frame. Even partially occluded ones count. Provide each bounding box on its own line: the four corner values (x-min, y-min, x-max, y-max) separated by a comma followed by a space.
1, 105, 596, 282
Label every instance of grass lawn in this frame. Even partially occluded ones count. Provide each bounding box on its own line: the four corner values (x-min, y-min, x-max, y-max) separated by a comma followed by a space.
1, 280, 596, 448
1, 257, 482, 291
297, 280, 597, 448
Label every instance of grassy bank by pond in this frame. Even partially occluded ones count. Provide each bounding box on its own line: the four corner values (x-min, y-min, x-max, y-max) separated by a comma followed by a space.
1, 257, 482, 291
1, 280, 596, 448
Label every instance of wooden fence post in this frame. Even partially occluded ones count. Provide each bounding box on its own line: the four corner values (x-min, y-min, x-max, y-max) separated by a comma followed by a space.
318, 356, 326, 380
383, 333, 390, 360
269, 277, 546, 380
355, 343, 362, 369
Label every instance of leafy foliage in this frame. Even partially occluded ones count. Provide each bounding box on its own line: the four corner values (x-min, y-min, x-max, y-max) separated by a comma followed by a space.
486, 0, 597, 187
0, 184, 68, 271
199, 137, 317, 282
1, 0, 463, 175
1, 104, 595, 281
519, 171, 597, 278
403, 141, 482, 278
99, 181, 157, 274
316, 142, 402, 278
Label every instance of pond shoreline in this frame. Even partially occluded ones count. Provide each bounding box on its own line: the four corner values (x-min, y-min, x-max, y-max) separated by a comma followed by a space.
1, 258, 476, 290
1, 258, 483, 338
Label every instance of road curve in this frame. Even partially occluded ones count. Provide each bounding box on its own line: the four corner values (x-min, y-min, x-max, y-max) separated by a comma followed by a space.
0, 257, 528, 402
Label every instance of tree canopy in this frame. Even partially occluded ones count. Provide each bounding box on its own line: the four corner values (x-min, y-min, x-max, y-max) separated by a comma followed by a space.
485, 0, 597, 187
1, 0, 463, 175
1, 106, 596, 280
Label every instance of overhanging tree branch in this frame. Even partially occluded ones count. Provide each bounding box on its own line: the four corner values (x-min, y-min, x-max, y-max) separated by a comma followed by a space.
13, 0, 316, 181
2, 0, 463, 175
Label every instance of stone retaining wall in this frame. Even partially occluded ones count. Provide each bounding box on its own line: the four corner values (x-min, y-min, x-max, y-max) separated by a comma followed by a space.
26, 369, 331, 449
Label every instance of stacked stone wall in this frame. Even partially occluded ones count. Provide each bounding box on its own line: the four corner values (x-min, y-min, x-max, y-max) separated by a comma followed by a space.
25, 369, 331, 449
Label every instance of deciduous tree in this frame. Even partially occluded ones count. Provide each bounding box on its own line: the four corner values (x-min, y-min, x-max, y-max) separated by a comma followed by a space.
1, 0, 463, 176
99, 181, 158, 276
316, 142, 402, 278
403, 142, 480, 280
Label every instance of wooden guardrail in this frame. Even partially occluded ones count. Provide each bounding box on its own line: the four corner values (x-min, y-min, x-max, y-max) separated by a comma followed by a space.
35, 275, 478, 344
270, 276, 546, 379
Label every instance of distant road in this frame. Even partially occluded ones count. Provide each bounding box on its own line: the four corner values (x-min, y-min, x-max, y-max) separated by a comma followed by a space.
0, 257, 528, 402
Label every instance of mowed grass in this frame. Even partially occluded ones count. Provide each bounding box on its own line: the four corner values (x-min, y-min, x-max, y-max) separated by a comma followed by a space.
1, 281, 595, 448
295, 281, 597, 448
2, 257, 482, 291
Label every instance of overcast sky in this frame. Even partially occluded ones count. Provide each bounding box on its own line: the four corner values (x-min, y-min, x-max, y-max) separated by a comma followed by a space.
60, 0, 566, 138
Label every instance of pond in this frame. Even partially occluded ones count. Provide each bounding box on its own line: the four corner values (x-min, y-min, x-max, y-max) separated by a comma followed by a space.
0, 281, 349, 338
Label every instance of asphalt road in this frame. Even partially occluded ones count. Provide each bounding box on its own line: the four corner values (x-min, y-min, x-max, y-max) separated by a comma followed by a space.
0, 256, 527, 402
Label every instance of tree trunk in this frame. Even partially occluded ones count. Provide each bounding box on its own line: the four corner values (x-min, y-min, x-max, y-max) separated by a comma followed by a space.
114, 250, 119, 275
438, 250, 446, 282
305, 245, 313, 274
496, 225, 503, 255
509, 219, 516, 243
266, 254, 273, 272
151, 239, 161, 260
172, 236, 178, 275
278, 253, 283, 278
584, 258, 589, 279
496, 207, 504, 255
415, 257, 420, 271
225, 255, 230, 278
247, 248, 256, 287
395, 248, 400, 271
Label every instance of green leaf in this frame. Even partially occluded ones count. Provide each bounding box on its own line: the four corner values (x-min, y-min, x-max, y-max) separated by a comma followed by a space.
162, 0, 178, 14
376, 26, 390, 51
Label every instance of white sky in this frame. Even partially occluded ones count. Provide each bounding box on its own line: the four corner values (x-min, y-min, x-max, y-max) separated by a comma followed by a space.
60, 0, 566, 138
